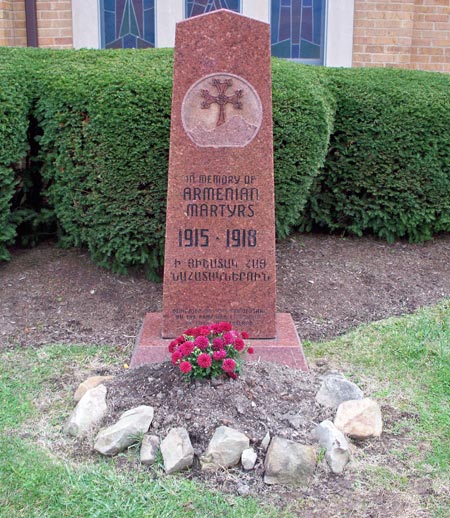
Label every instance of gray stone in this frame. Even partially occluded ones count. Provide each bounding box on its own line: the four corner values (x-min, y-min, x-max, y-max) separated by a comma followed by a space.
261, 432, 271, 451
315, 373, 364, 409
264, 436, 316, 487
334, 398, 383, 439
201, 426, 250, 471
314, 420, 350, 474
94, 405, 154, 456
140, 434, 160, 466
160, 427, 194, 474
74, 375, 114, 402
241, 448, 257, 470
65, 384, 108, 437
284, 414, 307, 430
237, 483, 250, 496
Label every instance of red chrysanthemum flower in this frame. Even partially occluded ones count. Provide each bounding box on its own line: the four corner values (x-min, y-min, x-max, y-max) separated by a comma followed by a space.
223, 332, 235, 345
219, 322, 232, 332
171, 351, 183, 365
228, 372, 238, 379
212, 337, 224, 350
194, 335, 209, 350
198, 326, 210, 336
177, 335, 186, 344
241, 331, 249, 339
209, 323, 221, 334
212, 349, 227, 361
168, 339, 178, 353
179, 341, 195, 356
197, 353, 212, 368
222, 358, 237, 373
179, 361, 192, 374
234, 338, 245, 351
247, 347, 255, 354
184, 327, 198, 337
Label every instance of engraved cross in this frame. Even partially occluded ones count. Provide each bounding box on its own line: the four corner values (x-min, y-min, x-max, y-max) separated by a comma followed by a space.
200, 78, 243, 127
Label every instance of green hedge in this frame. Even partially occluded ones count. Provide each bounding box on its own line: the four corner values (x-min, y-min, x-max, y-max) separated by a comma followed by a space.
300, 67, 450, 241
35, 50, 173, 278
0, 51, 33, 260
0, 48, 332, 277
0, 48, 449, 277
272, 59, 334, 238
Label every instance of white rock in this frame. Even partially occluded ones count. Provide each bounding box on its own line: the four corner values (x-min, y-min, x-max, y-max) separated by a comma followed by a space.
241, 448, 257, 470
264, 436, 316, 487
94, 405, 154, 455
315, 373, 364, 409
201, 426, 250, 471
314, 420, 350, 474
160, 427, 194, 474
74, 375, 114, 402
65, 384, 108, 437
140, 434, 160, 466
261, 432, 271, 451
334, 398, 382, 439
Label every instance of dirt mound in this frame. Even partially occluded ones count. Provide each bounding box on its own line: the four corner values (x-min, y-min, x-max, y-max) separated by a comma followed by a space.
97, 360, 403, 510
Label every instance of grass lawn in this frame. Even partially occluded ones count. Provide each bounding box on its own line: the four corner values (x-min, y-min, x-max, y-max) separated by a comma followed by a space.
0, 300, 449, 517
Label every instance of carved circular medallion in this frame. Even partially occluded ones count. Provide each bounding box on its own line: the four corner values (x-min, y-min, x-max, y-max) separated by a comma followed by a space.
182, 73, 263, 148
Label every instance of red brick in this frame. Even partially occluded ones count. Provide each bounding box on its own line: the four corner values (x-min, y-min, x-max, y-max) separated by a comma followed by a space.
413, 21, 435, 30
430, 55, 446, 63
424, 14, 449, 23
419, 63, 446, 71
365, 45, 385, 53
353, 53, 373, 63
376, 3, 415, 12
422, 0, 450, 6
410, 54, 431, 63
434, 22, 450, 31
418, 47, 444, 55
54, 36, 72, 45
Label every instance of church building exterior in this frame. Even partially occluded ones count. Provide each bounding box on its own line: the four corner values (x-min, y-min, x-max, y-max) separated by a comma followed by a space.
0, 1, 449, 72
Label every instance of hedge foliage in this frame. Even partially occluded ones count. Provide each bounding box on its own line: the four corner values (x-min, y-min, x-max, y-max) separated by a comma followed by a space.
0, 48, 449, 277
35, 50, 173, 278
0, 51, 33, 260
300, 68, 450, 242
271, 59, 334, 238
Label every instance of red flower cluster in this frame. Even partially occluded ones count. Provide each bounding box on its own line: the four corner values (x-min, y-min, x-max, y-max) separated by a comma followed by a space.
168, 322, 254, 380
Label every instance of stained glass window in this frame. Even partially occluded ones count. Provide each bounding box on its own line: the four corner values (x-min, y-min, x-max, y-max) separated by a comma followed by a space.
271, 0, 325, 63
186, 0, 241, 19
101, 0, 155, 49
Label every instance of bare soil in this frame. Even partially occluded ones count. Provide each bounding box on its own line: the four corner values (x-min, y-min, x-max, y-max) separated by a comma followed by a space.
62, 358, 437, 517
1, 233, 449, 516
1, 233, 449, 348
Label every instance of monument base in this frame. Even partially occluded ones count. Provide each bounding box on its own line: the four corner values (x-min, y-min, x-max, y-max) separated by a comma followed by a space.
130, 313, 308, 371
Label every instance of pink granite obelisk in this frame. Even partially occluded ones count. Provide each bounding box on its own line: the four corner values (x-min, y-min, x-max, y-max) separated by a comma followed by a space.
162, 9, 276, 338
131, 10, 307, 370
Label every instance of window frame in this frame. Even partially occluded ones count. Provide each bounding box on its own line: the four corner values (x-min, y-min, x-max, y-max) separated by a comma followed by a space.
71, 0, 355, 68
99, 0, 157, 49
184, 1, 242, 20
269, 0, 327, 65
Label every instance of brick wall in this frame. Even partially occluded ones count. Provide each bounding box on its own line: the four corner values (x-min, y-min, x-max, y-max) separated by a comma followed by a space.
1, 2, 449, 72
0, 1, 13, 46
353, 0, 450, 73
36, 0, 73, 48
0, 1, 26, 47
13, 1, 26, 46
